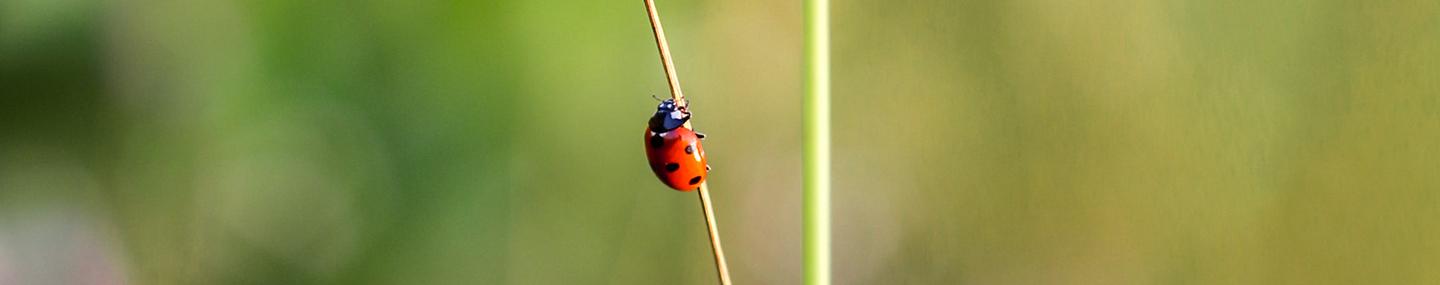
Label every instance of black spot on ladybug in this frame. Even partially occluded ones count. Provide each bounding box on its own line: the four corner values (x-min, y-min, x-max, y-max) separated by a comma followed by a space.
689, 176, 702, 185
685, 145, 694, 154
665, 163, 679, 172
650, 134, 664, 148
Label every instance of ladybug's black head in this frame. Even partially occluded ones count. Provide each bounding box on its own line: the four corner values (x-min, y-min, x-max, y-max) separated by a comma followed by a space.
649, 98, 690, 132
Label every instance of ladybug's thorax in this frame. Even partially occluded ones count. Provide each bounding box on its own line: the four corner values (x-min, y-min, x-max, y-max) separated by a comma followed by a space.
649, 98, 690, 132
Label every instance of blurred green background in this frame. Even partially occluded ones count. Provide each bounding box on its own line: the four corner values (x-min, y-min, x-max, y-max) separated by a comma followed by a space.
1, 0, 1438, 284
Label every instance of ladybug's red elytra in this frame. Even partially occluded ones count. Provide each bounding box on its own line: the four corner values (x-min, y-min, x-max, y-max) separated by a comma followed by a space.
644, 98, 709, 191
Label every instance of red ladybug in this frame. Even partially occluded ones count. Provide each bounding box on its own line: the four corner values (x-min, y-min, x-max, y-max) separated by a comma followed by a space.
644, 98, 709, 191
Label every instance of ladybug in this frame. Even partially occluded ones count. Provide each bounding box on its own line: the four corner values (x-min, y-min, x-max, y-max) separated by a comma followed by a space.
644, 98, 710, 191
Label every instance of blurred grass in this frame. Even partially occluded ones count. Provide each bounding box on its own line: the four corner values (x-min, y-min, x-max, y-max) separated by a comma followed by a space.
802, 0, 831, 284
0, 0, 1437, 284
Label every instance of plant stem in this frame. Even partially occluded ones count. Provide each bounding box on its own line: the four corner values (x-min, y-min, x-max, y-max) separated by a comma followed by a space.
643, 0, 684, 101
802, 0, 830, 283
643, 1, 732, 284
696, 183, 730, 285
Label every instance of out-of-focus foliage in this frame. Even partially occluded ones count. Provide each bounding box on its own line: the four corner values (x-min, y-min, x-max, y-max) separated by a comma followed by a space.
832, 1, 1440, 284
0, 0, 1436, 284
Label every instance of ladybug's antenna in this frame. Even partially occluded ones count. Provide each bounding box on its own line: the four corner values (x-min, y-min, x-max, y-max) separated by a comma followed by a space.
644, 1, 730, 285
651, 94, 663, 101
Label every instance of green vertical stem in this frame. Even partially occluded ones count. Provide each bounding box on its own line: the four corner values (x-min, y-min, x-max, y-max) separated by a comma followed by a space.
802, 0, 830, 284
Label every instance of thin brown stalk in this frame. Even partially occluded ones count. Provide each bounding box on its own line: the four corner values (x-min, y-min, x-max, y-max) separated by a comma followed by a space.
643, 0, 732, 284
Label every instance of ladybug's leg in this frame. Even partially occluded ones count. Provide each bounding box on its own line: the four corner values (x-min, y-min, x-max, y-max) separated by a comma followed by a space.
695, 132, 707, 139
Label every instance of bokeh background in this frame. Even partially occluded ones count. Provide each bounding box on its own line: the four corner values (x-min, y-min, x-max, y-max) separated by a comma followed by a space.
2, 0, 1438, 284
